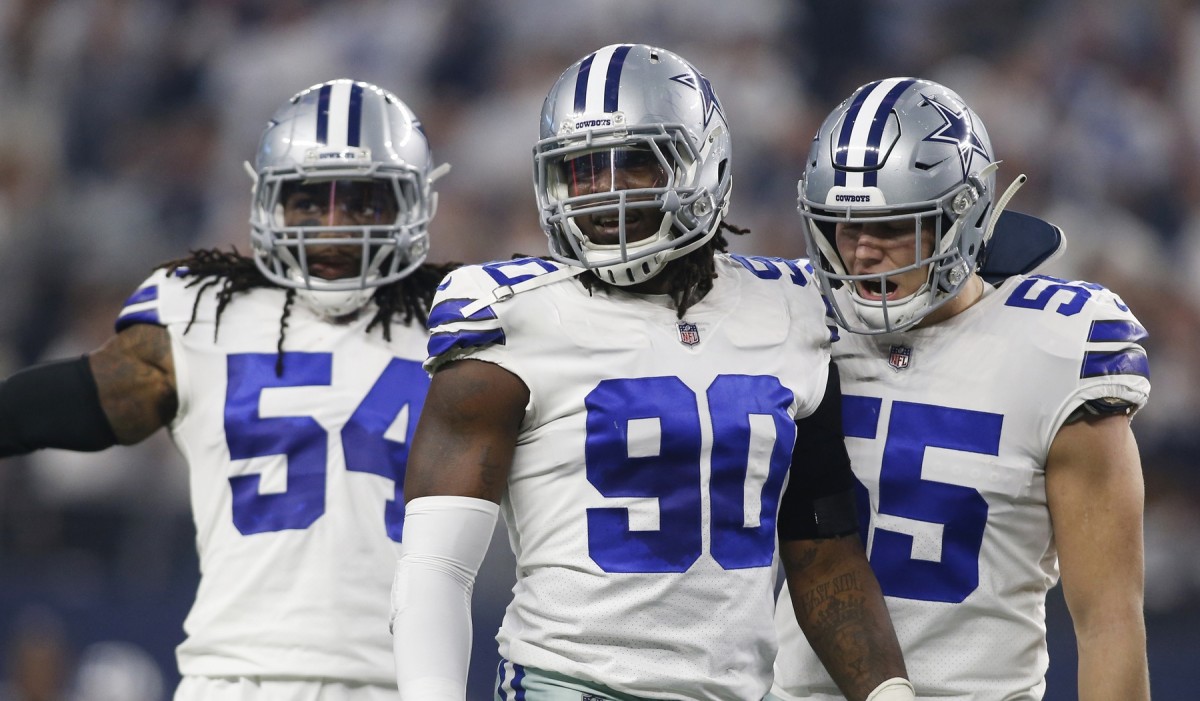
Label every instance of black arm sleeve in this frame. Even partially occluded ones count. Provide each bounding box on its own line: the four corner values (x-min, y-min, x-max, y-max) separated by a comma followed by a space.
0, 356, 119, 457
777, 362, 859, 541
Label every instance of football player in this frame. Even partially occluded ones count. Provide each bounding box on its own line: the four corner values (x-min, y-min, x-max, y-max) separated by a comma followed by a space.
772, 77, 1151, 700
390, 45, 914, 701
0, 79, 453, 700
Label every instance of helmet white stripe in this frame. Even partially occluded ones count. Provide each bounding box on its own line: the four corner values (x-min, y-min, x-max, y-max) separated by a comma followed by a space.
324, 80, 353, 147
841, 77, 909, 189
583, 44, 622, 113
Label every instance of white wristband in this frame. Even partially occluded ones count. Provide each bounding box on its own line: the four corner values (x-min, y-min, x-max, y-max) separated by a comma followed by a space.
865, 677, 915, 701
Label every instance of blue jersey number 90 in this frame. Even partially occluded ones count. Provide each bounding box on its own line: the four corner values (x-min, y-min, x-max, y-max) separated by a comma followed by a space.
224, 352, 428, 539
584, 374, 794, 573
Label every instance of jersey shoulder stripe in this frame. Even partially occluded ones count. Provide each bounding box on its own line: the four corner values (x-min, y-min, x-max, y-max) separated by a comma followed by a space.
114, 267, 246, 334
424, 259, 571, 371
1081, 318, 1150, 380
114, 267, 197, 331
998, 273, 1150, 398
115, 280, 163, 331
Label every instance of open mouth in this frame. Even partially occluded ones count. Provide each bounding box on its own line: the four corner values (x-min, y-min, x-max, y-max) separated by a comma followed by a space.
856, 279, 899, 301
588, 211, 646, 244
307, 257, 361, 281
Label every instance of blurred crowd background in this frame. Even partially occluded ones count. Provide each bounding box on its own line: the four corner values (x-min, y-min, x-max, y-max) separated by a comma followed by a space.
1, 0, 1198, 699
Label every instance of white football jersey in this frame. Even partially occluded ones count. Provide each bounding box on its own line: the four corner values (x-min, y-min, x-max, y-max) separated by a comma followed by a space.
116, 267, 430, 686
426, 254, 833, 701
773, 274, 1151, 700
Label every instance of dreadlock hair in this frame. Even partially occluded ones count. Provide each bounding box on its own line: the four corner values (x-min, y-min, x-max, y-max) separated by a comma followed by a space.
158, 247, 458, 376
577, 219, 750, 318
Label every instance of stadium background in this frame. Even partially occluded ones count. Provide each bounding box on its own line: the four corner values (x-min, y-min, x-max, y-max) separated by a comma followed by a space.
1, 0, 1197, 698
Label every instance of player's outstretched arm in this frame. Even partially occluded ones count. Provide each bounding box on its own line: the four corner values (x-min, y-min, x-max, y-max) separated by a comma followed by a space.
0, 324, 176, 456
393, 358, 527, 701
1047, 412, 1150, 701
781, 536, 911, 701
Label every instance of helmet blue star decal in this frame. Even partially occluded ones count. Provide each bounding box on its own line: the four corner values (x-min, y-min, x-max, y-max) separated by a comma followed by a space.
670, 72, 726, 129
922, 94, 990, 178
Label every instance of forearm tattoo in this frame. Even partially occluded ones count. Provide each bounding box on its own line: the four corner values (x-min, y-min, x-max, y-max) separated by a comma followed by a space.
784, 543, 905, 696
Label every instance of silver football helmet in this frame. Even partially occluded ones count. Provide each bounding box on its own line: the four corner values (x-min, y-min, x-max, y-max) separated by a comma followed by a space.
249, 78, 446, 318
800, 77, 999, 334
534, 44, 733, 286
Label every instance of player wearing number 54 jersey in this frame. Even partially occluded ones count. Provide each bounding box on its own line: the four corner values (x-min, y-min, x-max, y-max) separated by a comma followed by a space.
773, 78, 1151, 700
0, 79, 454, 700
391, 45, 913, 701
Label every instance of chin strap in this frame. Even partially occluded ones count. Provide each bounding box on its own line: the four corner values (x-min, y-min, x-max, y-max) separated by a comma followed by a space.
459, 264, 585, 317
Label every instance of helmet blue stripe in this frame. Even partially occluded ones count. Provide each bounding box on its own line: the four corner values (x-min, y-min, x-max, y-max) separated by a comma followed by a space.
574, 53, 596, 112
833, 80, 882, 181
316, 84, 332, 144
833, 79, 915, 186
603, 45, 633, 113
862, 79, 915, 186
346, 82, 364, 146
833, 80, 881, 186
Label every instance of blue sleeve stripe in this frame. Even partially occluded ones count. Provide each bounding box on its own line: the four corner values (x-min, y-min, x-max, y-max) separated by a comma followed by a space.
115, 308, 162, 332
1088, 319, 1148, 343
122, 285, 158, 307
1080, 348, 1150, 379
428, 298, 498, 329
427, 328, 506, 358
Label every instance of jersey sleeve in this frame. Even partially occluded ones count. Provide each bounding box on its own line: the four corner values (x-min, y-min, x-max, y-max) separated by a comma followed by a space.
423, 263, 520, 375
786, 259, 835, 418
113, 267, 204, 333
1034, 278, 1151, 431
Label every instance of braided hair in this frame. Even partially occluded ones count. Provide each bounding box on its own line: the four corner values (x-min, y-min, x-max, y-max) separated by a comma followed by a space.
578, 220, 750, 318
158, 247, 457, 375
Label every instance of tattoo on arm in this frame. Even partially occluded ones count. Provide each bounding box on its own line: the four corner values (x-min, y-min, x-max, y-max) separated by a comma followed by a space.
90, 325, 178, 443
782, 538, 906, 699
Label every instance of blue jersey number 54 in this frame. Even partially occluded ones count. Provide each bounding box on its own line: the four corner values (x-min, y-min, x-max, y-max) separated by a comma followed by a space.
224, 352, 427, 540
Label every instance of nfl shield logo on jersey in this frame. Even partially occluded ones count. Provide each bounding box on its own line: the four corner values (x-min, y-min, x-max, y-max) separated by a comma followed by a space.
888, 344, 912, 371
677, 321, 700, 346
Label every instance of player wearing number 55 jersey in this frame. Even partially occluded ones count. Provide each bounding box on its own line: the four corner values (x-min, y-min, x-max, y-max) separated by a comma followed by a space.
773, 78, 1151, 700
0, 79, 454, 700
391, 45, 913, 701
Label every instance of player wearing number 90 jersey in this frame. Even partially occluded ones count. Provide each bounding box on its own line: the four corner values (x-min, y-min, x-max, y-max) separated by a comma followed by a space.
425, 254, 830, 699
774, 77, 1152, 700
0, 79, 454, 700
393, 45, 912, 701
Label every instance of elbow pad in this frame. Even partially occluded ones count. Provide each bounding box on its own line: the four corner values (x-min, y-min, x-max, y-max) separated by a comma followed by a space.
0, 356, 118, 457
